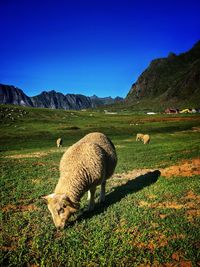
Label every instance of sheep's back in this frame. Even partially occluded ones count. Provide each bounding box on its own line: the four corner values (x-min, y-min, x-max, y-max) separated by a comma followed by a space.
143, 134, 150, 144
57, 142, 106, 195
78, 132, 117, 179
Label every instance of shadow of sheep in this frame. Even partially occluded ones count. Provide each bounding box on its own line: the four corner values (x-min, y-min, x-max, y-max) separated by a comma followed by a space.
68, 170, 160, 226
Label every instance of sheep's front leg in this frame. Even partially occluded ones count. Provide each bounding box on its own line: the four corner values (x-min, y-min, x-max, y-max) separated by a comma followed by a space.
100, 181, 106, 203
87, 186, 96, 211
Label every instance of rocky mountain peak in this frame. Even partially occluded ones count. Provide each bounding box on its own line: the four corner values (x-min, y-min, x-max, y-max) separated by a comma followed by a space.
126, 40, 200, 108
0, 84, 33, 107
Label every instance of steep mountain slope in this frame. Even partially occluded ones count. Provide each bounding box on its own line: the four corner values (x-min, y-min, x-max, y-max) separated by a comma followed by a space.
126, 41, 200, 109
31, 90, 92, 110
0, 84, 33, 107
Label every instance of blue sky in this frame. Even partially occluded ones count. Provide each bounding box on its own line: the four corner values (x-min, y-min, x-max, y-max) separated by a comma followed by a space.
0, 0, 200, 98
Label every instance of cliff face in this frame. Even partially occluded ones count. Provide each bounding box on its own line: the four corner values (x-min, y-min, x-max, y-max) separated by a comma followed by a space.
0, 84, 33, 107
126, 41, 200, 107
30, 90, 92, 110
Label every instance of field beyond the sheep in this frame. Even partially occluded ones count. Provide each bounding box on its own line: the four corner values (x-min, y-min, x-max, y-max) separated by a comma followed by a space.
1, 105, 200, 266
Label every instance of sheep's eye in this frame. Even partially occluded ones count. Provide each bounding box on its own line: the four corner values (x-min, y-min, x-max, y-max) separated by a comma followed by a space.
58, 208, 64, 214
63, 204, 67, 208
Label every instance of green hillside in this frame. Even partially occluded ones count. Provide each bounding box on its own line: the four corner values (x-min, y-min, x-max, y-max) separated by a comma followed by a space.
125, 41, 200, 111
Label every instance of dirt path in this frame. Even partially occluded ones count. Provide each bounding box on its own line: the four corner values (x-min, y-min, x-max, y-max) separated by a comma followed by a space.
4, 148, 67, 159
112, 158, 200, 179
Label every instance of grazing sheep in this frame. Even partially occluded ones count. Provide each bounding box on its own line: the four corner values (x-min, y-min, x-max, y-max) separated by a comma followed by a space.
142, 134, 150, 144
56, 138, 62, 148
43, 132, 117, 229
136, 133, 144, 141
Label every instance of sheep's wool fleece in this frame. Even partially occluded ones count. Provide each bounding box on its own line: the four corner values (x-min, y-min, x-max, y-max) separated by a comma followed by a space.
143, 134, 150, 144
55, 132, 117, 203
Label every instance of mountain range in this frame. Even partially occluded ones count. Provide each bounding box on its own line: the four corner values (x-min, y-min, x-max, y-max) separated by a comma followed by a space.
1, 40, 200, 111
0, 84, 123, 110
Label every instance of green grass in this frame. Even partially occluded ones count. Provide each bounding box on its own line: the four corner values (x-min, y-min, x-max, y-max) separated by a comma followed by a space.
1, 104, 200, 266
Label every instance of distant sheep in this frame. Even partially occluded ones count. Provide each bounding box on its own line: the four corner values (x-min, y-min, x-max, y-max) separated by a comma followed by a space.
142, 134, 150, 144
56, 138, 62, 148
136, 133, 150, 144
43, 132, 117, 229
136, 133, 144, 141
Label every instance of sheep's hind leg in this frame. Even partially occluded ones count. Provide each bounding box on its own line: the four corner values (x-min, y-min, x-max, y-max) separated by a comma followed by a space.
100, 181, 106, 203
87, 186, 96, 211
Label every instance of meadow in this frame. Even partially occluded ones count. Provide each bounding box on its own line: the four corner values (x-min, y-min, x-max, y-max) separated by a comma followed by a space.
1, 105, 200, 266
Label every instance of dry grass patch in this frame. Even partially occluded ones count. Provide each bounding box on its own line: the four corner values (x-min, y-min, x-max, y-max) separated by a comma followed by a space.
138, 201, 184, 209
139, 189, 200, 224
112, 168, 154, 180
112, 158, 199, 182
184, 190, 200, 201
183, 190, 200, 222
192, 126, 200, 132
147, 194, 157, 199
161, 158, 200, 177
32, 161, 46, 166
2, 203, 39, 212
31, 178, 41, 185
133, 232, 169, 251
5, 152, 48, 159
4, 147, 67, 159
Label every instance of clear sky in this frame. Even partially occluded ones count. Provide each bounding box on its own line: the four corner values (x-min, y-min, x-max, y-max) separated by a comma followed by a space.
0, 0, 200, 98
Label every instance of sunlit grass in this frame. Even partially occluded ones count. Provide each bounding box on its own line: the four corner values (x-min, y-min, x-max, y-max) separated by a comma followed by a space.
1, 105, 200, 266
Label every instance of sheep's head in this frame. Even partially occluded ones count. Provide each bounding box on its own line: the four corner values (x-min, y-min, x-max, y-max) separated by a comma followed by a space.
42, 193, 79, 229
136, 133, 144, 141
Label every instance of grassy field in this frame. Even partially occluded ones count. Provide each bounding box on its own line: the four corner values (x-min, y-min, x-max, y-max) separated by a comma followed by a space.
1, 105, 200, 266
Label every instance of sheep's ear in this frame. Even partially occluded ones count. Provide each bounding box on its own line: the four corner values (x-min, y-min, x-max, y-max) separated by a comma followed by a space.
42, 193, 56, 202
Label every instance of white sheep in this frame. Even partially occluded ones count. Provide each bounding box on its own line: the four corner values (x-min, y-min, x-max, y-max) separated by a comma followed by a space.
43, 132, 117, 229
136, 133, 144, 141
56, 138, 62, 148
136, 133, 150, 144
142, 134, 150, 144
